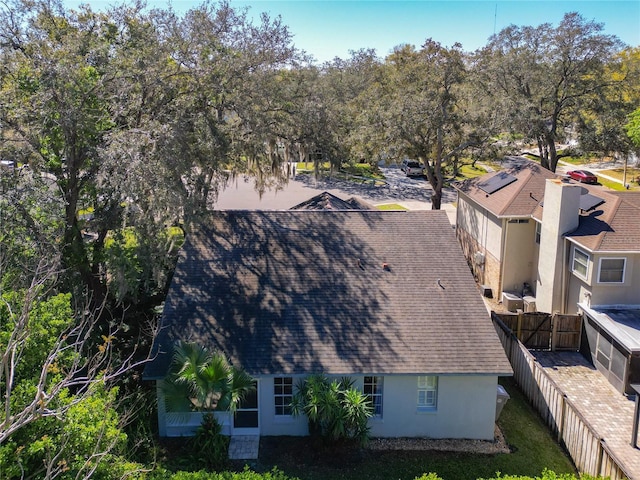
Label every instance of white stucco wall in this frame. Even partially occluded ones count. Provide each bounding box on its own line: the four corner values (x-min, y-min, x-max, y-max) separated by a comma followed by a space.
365, 375, 499, 440
501, 220, 537, 294
157, 374, 501, 440
258, 375, 309, 436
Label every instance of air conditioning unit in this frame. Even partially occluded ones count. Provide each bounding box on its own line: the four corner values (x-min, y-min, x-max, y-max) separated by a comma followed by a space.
523, 296, 537, 313
474, 252, 485, 266
502, 292, 523, 312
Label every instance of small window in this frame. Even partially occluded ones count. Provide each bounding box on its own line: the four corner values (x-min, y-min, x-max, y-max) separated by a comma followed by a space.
572, 248, 589, 279
274, 377, 293, 416
364, 376, 383, 417
535, 222, 541, 244
598, 258, 626, 283
508, 219, 529, 224
417, 376, 437, 410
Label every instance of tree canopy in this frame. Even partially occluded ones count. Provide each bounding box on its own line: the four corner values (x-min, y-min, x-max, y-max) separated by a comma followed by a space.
0, 0, 638, 477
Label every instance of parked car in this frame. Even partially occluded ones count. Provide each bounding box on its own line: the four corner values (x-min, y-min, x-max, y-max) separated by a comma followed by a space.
400, 159, 424, 177
567, 170, 597, 184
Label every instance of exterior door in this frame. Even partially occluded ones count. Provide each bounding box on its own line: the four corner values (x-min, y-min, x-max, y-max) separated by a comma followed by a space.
233, 380, 259, 434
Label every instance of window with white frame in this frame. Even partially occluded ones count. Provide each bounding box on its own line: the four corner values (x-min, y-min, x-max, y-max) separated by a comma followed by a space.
417, 376, 438, 410
572, 248, 589, 279
535, 222, 541, 244
598, 258, 626, 283
363, 376, 383, 417
274, 377, 293, 416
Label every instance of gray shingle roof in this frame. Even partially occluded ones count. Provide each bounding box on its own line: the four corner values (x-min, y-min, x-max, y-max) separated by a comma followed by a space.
290, 191, 374, 210
144, 211, 512, 379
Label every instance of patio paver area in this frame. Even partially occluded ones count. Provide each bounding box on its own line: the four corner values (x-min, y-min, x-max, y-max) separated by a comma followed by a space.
228, 435, 260, 460
532, 351, 640, 479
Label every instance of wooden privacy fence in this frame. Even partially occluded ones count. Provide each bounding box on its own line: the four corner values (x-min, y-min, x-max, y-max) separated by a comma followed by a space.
493, 313, 632, 480
494, 311, 582, 351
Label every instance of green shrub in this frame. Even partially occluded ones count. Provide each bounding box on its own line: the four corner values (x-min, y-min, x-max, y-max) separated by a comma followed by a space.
290, 374, 372, 446
151, 466, 298, 480
189, 413, 230, 471
477, 468, 602, 479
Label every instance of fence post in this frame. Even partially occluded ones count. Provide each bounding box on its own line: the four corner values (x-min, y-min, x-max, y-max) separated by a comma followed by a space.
596, 439, 605, 478
551, 312, 559, 351
558, 394, 566, 443
517, 310, 523, 341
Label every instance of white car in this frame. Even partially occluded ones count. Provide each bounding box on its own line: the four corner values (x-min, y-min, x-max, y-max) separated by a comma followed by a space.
400, 159, 424, 177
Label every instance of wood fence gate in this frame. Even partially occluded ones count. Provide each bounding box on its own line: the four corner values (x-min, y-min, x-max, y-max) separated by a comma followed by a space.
493, 311, 582, 351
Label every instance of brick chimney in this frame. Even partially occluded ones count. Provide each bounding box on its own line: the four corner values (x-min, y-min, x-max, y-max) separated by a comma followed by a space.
535, 179, 581, 313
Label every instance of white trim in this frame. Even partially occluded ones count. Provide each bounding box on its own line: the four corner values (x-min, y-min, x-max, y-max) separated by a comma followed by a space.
273, 376, 294, 417
364, 376, 384, 418
597, 257, 626, 284
416, 375, 438, 411
233, 380, 260, 435
571, 247, 589, 280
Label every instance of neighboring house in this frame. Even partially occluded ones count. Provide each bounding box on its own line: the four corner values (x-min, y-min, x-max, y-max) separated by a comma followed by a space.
290, 191, 375, 210
454, 159, 556, 304
455, 159, 640, 395
143, 210, 512, 439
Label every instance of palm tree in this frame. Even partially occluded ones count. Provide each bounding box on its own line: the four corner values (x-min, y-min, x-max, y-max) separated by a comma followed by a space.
163, 341, 254, 413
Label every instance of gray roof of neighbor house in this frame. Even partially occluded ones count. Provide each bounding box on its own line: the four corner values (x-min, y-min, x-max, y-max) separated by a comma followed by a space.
290, 191, 374, 210
143, 210, 512, 379
454, 159, 556, 218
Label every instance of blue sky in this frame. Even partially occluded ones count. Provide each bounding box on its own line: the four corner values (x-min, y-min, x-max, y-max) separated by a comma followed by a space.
67, 1, 640, 63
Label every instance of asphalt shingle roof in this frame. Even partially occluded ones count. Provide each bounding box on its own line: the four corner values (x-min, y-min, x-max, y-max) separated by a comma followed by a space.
144, 210, 512, 379
456, 160, 640, 253
290, 191, 374, 210
455, 160, 556, 217
569, 190, 640, 252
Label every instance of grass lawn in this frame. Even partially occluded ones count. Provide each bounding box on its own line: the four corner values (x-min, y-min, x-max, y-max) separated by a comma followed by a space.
376, 204, 408, 211
249, 378, 575, 480
598, 176, 630, 191
598, 167, 640, 187
453, 164, 487, 181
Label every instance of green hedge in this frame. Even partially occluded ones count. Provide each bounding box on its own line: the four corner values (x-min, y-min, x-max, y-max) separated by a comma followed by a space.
151, 467, 298, 480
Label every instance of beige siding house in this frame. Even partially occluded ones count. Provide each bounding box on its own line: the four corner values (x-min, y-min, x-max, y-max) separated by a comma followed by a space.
455, 159, 640, 395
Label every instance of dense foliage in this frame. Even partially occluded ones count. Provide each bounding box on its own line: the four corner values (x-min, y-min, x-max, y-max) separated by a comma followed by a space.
290, 374, 372, 446
163, 341, 255, 413
0, 0, 638, 477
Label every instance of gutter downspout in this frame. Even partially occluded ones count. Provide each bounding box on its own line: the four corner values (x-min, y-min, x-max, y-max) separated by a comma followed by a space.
561, 237, 568, 314
499, 218, 509, 296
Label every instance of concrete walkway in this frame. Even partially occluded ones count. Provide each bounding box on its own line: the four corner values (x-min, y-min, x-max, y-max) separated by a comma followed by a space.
228, 435, 260, 460
532, 351, 640, 479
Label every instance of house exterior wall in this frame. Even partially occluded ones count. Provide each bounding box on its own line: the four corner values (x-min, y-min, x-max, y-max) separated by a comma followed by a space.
456, 196, 503, 297
566, 248, 640, 312
590, 253, 639, 305
502, 220, 536, 295
457, 197, 502, 261
258, 375, 308, 436
156, 375, 501, 440
365, 374, 498, 440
